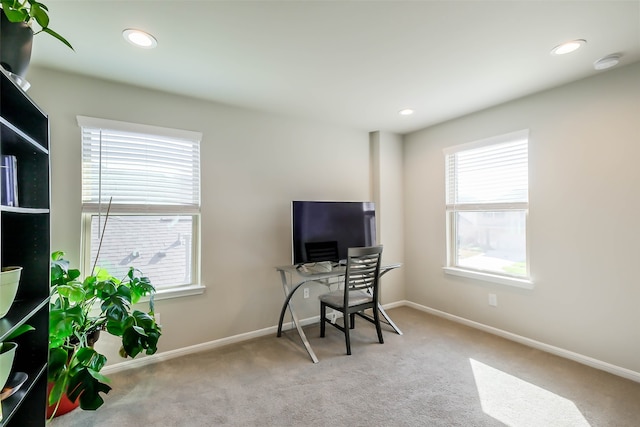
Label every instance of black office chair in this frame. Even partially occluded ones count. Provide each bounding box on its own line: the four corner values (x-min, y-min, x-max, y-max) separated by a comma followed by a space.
319, 245, 383, 355
305, 241, 339, 263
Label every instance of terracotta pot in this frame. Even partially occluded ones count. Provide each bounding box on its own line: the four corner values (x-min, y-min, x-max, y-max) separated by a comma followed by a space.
46, 331, 101, 417
46, 382, 80, 418
0, 11, 34, 77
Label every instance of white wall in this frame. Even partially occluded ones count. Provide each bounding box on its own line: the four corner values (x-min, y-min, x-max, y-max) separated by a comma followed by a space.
26, 66, 390, 360
403, 62, 640, 373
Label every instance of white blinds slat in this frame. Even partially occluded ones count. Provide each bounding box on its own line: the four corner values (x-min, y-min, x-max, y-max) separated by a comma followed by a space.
446, 132, 528, 206
81, 121, 201, 208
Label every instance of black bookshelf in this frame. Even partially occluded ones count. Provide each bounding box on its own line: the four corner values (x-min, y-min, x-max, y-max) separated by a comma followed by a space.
0, 69, 50, 427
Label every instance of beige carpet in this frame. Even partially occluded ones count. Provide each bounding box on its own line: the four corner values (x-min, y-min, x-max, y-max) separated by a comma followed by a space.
51, 307, 640, 426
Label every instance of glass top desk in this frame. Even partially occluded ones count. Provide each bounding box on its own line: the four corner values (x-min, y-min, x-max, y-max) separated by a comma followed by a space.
275, 263, 402, 363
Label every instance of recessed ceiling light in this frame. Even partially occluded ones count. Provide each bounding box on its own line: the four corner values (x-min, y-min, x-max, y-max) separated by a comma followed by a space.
593, 54, 621, 70
123, 29, 158, 49
399, 109, 414, 116
550, 39, 586, 55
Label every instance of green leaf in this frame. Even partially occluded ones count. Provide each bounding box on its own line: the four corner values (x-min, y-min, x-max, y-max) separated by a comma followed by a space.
132, 325, 147, 337
50, 267, 64, 285
56, 282, 85, 303
48, 347, 70, 382
49, 305, 84, 348
94, 267, 111, 281
62, 346, 111, 410
1, 7, 29, 23
127, 271, 156, 304
66, 366, 111, 410
67, 268, 81, 281
48, 372, 69, 406
72, 347, 107, 372
105, 319, 124, 336
102, 292, 131, 323
132, 310, 155, 327
119, 310, 161, 358
87, 367, 111, 384
5, 324, 35, 341
82, 275, 98, 292
29, 2, 49, 28
33, 0, 49, 12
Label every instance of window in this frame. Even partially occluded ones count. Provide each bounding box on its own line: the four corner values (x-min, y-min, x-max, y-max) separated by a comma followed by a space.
78, 116, 202, 297
443, 130, 532, 288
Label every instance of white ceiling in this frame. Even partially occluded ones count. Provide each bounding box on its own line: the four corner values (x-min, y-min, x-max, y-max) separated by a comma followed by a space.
31, 1, 640, 134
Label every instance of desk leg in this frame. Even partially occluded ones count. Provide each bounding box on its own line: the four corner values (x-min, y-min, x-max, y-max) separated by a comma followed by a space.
377, 304, 403, 335
277, 270, 320, 363
376, 268, 403, 335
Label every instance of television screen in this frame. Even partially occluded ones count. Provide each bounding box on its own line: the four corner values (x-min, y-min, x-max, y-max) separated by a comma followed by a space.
291, 201, 376, 265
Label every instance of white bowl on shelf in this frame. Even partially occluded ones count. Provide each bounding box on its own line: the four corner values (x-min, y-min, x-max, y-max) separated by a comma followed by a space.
0, 266, 23, 318
0, 342, 17, 390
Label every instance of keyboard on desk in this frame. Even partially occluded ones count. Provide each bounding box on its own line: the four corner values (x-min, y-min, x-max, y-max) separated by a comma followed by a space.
297, 262, 343, 275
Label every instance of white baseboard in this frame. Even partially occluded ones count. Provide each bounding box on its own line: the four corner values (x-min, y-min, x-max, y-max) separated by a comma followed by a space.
103, 301, 640, 384
403, 300, 640, 384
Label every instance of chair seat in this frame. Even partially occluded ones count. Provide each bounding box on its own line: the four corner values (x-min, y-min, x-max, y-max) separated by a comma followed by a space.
319, 289, 372, 307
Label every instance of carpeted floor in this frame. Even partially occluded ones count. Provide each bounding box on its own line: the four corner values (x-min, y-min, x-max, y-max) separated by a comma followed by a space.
51, 307, 640, 426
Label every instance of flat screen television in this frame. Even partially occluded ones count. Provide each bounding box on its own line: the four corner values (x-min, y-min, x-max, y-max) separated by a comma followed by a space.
291, 201, 376, 265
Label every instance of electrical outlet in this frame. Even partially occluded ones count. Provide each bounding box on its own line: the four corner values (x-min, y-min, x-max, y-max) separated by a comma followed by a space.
303, 288, 309, 299
330, 311, 337, 323
488, 294, 497, 307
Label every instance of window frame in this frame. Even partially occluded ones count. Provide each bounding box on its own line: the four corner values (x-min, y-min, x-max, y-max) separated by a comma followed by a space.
78, 116, 204, 299
442, 129, 533, 289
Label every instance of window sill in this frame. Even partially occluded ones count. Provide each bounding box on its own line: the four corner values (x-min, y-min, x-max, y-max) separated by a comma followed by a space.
443, 267, 534, 289
140, 284, 206, 302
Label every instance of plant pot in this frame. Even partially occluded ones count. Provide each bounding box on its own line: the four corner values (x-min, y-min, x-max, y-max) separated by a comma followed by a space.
47, 329, 101, 418
0, 11, 33, 77
0, 266, 23, 318
0, 342, 17, 390
46, 382, 80, 418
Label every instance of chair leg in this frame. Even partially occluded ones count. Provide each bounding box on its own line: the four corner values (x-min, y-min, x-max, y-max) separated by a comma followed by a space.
320, 302, 326, 338
350, 313, 355, 329
374, 307, 384, 344
344, 310, 351, 355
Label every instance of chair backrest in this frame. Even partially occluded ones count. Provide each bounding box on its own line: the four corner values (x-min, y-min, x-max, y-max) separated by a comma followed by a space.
344, 245, 383, 302
305, 240, 339, 263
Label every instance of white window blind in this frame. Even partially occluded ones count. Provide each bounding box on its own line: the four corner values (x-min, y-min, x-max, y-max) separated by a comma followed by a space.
78, 116, 201, 213
445, 130, 528, 209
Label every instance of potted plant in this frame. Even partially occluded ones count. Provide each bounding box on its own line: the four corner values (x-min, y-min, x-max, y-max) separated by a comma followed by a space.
1, 0, 73, 78
1, 0, 72, 48
48, 251, 162, 418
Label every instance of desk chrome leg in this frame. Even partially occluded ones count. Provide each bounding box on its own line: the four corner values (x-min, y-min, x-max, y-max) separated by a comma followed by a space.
277, 270, 319, 363
286, 299, 319, 364
377, 304, 403, 335
376, 268, 403, 335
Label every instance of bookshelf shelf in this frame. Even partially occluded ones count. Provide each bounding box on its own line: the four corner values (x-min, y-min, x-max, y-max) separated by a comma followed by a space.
0, 118, 49, 155
0, 207, 49, 214
0, 69, 50, 426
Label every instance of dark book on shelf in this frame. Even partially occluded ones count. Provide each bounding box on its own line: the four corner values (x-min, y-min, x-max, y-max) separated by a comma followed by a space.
1, 154, 18, 207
